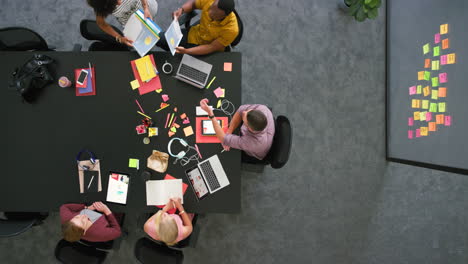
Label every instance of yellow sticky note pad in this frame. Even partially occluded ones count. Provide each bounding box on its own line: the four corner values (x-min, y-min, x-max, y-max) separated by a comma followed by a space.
412, 99, 420, 108
417, 71, 424, 80
148, 127, 158, 137
130, 80, 140, 90
422, 100, 429, 109
414, 111, 420, 121
135, 55, 156, 82
183, 126, 194, 137
419, 111, 426, 121
438, 102, 446, 112
420, 127, 428, 136
431, 90, 438, 100
440, 24, 448, 34
417, 85, 422, 94
423, 86, 430, 97
447, 53, 456, 64
217, 99, 222, 108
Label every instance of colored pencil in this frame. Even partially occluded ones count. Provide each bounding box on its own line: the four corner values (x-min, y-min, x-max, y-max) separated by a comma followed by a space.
195, 144, 202, 159
155, 104, 170, 112
135, 99, 145, 113
171, 116, 177, 127
137, 111, 151, 119
168, 113, 175, 128
206, 76, 216, 89
165, 113, 170, 128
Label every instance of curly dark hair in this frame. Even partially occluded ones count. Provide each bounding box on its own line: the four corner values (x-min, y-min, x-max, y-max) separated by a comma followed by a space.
87, 0, 118, 17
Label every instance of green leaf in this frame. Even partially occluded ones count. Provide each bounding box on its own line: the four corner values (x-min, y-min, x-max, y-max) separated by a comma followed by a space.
364, 0, 372, 4
363, 5, 369, 13
370, 0, 381, 8
348, 2, 362, 16
367, 8, 378, 19
356, 6, 367, 21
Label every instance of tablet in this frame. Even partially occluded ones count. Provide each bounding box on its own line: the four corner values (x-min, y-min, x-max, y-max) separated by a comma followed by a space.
106, 171, 130, 205
202, 119, 222, 136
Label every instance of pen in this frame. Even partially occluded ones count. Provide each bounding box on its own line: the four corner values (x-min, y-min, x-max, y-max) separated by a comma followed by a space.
195, 144, 202, 159
88, 62, 92, 78
135, 99, 145, 113
206, 76, 216, 89
221, 149, 226, 153
87, 176, 94, 190
137, 111, 152, 119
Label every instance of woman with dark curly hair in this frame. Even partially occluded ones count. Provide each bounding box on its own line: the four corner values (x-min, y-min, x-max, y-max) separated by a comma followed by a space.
87, 0, 158, 47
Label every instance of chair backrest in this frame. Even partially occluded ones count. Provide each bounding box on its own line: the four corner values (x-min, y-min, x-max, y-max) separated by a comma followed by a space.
266, 116, 292, 169
80, 20, 123, 43
171, 214, 199, 249
0, 27, 49, 51
230, 10, 243, 48
134, 237, 184, 264
55, 239, 107, 264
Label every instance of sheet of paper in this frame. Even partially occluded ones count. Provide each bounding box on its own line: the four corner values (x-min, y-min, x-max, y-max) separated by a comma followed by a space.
409, 86, 416, 95
146, 179, 183, 205
440, 24, 448, 34
442, 38, 449, 49
429, 103, 438, 113
444, 116, 451, 126
106, 173, 130, 204
128, 158, 139, 168
224, 62, 233, 72
130, 80, 140, 90
196, 106, 213, 116
165, 18, 183, 56
438, 87, 447, 97
433, 46, 440, 56
183, 126, 194, 136
423, 43, 430, 54
438, 102, 446, 112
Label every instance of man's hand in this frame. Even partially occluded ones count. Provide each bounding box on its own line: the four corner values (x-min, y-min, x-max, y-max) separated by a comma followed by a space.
173, 8, 183, 20
200, 98, 213, 115
144, 7, 152, 20
92, 201, 112, 215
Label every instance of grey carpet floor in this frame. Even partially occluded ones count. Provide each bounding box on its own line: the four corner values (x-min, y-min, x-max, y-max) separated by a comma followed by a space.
2, 1, 468, 264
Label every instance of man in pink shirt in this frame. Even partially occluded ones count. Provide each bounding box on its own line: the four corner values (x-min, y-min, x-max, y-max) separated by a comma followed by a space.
199, 99, 275, 161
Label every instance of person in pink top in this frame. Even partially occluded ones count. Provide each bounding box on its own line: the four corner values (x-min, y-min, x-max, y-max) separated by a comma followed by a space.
60, 201, 121, 242
144, 198, 193, 246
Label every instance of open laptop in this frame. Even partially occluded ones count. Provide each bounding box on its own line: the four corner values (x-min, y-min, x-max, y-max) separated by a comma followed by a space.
175, 54, 213, 89
185, 155, 230, 200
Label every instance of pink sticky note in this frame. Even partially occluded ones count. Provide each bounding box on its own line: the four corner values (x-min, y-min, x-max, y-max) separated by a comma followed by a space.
445, 116, 451, 126
161, 94, 169, 102
434, 33, 440, 44
214, 87, 225, 98
439, 73, 447, 83
409, 86, 416, 95
223, 62, 232, 72
426, 112, 432, 121
440, 55, 447, 65
183, 117, 190, 124
416, 129, 421, 137
408, 130, 413, 139
408, 117, 414, 126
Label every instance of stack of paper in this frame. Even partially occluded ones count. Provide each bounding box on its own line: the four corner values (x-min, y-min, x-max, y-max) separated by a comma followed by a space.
130, 54, 162, 95
75, 67, 96, 96
146, 179, 183, 205
123, 9, 161, 57
135, 55, 157, 82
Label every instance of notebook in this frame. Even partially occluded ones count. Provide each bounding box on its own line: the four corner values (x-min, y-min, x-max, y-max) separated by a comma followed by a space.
106, 172, 130, 205
130, 54, 162, 95
156, 174, 188, 212
123, 9, 161, 57
134, 55, 157, 82
146, 179, 183, 206
75, 67, 96, 96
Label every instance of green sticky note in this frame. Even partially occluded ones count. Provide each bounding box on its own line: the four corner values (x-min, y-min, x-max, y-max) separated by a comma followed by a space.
432, 77, 439, 87
438, 102, 446, 112
429, 103, 438, 112
170, 127, 177, 133
417, 85, 422, 94
422, 100, 429, 109
431, 90, 438, 100
419, 111, 426, 121
433, 46, 440, 56
431, 60, 440, 71
424, 71, 431, 81
423, 43, 430, 54
128, 158, 139, 168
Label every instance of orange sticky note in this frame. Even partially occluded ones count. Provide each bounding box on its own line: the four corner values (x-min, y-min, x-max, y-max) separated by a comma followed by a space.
420, 127, 428, 136
436, 114, 444, 125
423, 86, 430, 97
442, 39, 449, 49
438, 87, 447, 97
424, 59, 431, 68
414, 111, 420, 121
447, 53, 456, 64
223, 62, 232, 72
183, 126, 194, 136
412, 99, 421, 108
417, 71, 424, 80
428, 122, 437, 132
440, 24, 448, 34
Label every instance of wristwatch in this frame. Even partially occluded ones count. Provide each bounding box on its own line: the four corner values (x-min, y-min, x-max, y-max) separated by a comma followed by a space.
208, 115, 215, 119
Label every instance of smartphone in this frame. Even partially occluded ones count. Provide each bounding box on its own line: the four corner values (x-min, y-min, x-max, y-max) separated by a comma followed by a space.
76, 69, 88, 85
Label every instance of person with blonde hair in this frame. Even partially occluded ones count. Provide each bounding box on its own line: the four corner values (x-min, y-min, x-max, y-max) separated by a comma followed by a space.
144, 198, 193, 246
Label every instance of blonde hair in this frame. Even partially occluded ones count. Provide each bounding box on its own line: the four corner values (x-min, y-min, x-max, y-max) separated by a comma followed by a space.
62, 221, 85, 242
154, 211, 178, 246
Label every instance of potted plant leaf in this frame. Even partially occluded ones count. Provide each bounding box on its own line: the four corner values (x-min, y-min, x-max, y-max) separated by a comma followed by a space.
344, 0, 382, 22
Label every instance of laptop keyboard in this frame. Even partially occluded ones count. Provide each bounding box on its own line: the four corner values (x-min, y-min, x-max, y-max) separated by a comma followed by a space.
179, 64, 208, 84
200, 161, 221, 191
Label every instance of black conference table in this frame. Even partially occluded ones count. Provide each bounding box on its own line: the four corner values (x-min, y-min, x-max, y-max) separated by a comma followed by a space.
0, 51, 241, 214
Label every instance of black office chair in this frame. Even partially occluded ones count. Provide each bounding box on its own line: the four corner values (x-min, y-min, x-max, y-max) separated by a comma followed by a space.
242, 115, 293, 172
180, 9, 243, 51
78, 213, 126, 251
0, 212, 48, 237
79, 20, 129, 51
0, 27, 55, 51
55, 239, 107, 264
134, 237, 184, 264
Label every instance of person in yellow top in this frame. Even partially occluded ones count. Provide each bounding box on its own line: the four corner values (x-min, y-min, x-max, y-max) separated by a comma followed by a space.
158, 0, 239, 55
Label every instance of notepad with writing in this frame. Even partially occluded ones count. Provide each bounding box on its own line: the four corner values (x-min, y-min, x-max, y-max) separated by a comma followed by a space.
130, 54, 162, 95
146, 179, 183, 206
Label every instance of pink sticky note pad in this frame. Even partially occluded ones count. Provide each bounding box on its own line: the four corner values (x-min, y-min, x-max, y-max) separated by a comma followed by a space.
439, 73, 447, 83
223, 62, 232, 72
161, 94, 169, 102
408, 130, 413, 139
409, 86, 416, 95
434, 33, 440, 43
426, 112, 432, 121
214, 87, 224, 98
408, 117, 414, 126
416, 129, 421, 137
440, 55, 447, 65
445, 116, 451, 126
182, 118, 190, 124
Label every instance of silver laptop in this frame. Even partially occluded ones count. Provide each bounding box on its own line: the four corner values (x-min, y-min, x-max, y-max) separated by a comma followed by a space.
185, 155, 230, 200
175, 54, 213, 89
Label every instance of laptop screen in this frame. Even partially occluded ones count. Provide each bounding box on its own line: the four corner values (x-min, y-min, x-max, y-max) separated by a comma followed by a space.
185, 166, 209, 200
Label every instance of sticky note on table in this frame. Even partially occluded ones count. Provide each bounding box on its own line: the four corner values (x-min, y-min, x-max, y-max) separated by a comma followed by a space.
420, 127, 428, 136
414, 111, 420, 121
424, 59, 431, 68
130, 80, 140, 90
129, 159, 139, 168
438, 102, 446, 112
423, 86, 430, 97
417, 85, 422, 94
426, 112, 432, 121
424, 71, 431, 81
434, 33, 440, 44
223, 62, 232, 72
214, 87, 225, 98
442, 38, 449, 49
440, 24, 448, 34
156, 88, 163, 93
444, 116, 451, 126
431, 90, 438, 100
431, 77, 439, 87
436, 114, 444, 124
180, 113, 187, 119
440, 55, 447, 65
423, 43, 430, 54
408, 130, 413, 139
161, 94, 170, 102
422, 100, 429, 109
431, 60, 439, 71
217, 99, 222, 108
439, 73, 447, 83
428, 122, 437, 132
429, 103, 438, 112
438, 87, 447, 97
170, 126, 177, 133
408, 117, 414, 126
409, 86, 416, 95
433, 46, 440, 56
447, 53, 456, 64
148, 127, 158, 137
183, 126, 194, 137
416, 129, 421, 137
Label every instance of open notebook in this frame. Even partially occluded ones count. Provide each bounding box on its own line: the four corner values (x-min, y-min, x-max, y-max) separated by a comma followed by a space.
146, 179, 183, 206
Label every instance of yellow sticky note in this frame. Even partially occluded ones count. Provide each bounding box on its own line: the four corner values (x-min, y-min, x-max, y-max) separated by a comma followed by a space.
414, 111, 420, 121
422, 100, 429, 109
130, 80, 140, 90
412, 99, 421, 108
148, 127, 158, 137
417, 71, 424, 80
420, 127, 428, 136
423, 86, 430, 97
183, 126, 194, 137
431, 90, 438, 100
217, 99, 222, 108
438, 102, 446, 112
419, 111, 426, 121
128, 158, 139, 168
447, 53, 456, 64
155, 88, 163, 93
440, 24, 448, 34
417, 85, 422, 94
